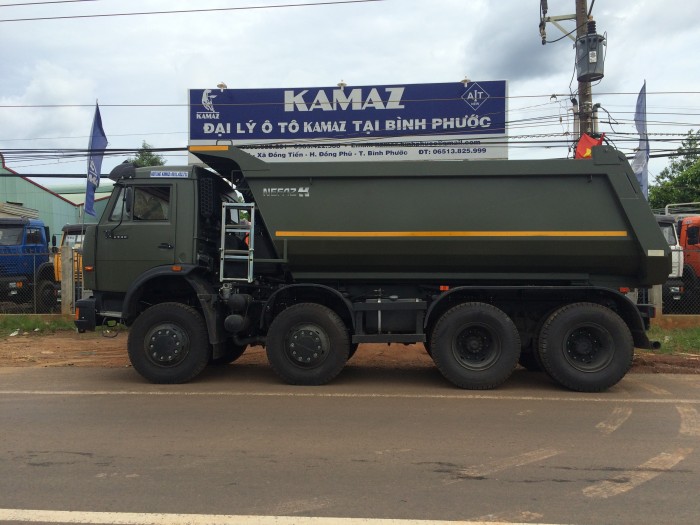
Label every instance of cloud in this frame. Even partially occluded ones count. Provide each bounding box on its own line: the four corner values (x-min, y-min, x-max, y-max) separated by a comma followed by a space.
0, 62, 95, 148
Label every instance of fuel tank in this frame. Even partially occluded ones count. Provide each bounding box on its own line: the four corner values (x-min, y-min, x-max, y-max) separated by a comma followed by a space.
191, 145, 670, 288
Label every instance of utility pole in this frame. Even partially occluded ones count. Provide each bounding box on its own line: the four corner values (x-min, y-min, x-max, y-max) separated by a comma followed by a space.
576, 0, 593, 135
540, 0, 606, 139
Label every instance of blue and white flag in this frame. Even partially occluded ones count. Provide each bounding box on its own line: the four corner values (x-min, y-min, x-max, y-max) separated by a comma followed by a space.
631, 81, 649, 198
85, 103, 108, 217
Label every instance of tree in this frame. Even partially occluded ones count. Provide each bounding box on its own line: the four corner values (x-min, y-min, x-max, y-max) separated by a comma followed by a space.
648, 130, 700, 210
127, 141, 166, 167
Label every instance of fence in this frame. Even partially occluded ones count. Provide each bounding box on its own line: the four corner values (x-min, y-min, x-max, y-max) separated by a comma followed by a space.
0, 249, 84, 315
1, 249, 699, 320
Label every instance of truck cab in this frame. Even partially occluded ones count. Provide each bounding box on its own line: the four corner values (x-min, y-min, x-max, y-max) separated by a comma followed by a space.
80, 162, 245, 316
678, 215, 700, 306
0, 217, 55, 311
662, 203, 700, 312
654, 215, 684, 311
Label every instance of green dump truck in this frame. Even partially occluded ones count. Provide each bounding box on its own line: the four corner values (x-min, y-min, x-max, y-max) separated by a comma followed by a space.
75, 145, 670, 391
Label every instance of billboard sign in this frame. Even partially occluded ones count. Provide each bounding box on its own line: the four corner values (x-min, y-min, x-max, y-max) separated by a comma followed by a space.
188, 81, 507, 161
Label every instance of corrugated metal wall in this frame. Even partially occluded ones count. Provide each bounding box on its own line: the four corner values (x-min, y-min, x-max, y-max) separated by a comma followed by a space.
0, 172, 109, 240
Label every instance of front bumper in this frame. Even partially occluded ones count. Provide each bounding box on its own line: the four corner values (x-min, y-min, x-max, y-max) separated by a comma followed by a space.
74, 297, 97, 332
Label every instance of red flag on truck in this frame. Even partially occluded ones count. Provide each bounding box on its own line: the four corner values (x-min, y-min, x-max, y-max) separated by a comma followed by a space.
575, 133, 605, 159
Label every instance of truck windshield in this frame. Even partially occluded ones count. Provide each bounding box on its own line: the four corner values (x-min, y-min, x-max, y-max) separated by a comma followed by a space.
63, 233, 84, 249
659, 224, 678, 246
0, 226, 23, 246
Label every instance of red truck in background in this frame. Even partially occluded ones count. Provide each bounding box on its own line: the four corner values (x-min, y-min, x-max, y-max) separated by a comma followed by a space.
664, 203, 700, 313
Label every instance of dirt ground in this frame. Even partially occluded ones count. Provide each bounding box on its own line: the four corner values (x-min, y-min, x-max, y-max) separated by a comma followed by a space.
0, 330, 699, 374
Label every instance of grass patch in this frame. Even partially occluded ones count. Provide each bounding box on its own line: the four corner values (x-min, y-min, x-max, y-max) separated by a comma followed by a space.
1, 314, 698, 356
648, 325, 700, 355
0, 314, 76, 337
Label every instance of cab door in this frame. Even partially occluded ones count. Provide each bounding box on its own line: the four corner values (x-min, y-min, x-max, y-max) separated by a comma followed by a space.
95, 183, 176, 292
683, 221, 700, 282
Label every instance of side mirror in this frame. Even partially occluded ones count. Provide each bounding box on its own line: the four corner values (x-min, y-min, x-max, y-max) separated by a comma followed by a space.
51, 234, 58, 253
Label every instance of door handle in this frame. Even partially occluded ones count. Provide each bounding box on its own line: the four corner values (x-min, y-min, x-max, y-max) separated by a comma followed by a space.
158, 243, 174, 249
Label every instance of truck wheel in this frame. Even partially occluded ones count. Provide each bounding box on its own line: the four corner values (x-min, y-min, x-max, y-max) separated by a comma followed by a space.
430, 303, 520, 389
127, 302, 210, 384
36, 280, 58, 313
266, 303, 350, 385
210, 342, 247, 365
537, 302, 633, 392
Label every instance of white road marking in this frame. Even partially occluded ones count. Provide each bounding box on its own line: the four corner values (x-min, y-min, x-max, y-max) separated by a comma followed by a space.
595, 406, 633, 434
450, 448, 561, 481
582, 447, 693, 499
1, 390, 699, 405
0, 509, 567, 525
677, 405, 700, 437
472, 510, 545, 523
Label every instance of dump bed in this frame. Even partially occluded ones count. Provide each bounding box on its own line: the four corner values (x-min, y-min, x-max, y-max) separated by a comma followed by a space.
191, 145, 670, 288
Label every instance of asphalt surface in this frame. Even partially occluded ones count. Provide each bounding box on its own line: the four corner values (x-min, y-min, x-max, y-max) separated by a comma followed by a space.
1, 365, 699, 525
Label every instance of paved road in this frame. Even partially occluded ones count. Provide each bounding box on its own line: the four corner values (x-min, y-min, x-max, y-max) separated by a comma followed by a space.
0, 364, 699, 525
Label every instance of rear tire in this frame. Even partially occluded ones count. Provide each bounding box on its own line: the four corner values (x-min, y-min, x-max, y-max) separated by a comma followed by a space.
430, 302, 520, 389
266, 303, 350, 385
128, 302, 210, 384
538, 302, 633, 392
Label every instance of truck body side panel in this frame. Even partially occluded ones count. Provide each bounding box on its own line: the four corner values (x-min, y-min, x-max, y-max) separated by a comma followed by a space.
194, 146, 670, 288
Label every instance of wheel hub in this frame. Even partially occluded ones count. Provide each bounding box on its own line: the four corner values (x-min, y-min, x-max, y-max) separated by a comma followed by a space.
146, 325, 189, 367
457, 328, 490, 362
287, 327, 328, 368
567, 328, 599, 364
563, 324, 616, 373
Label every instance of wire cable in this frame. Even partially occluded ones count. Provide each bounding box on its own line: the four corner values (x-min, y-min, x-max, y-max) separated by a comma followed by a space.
0, 0, 384, 22
0, 0, 98, 7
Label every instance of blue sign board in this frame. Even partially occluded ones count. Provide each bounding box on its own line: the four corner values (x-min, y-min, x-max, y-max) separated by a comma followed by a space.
188, 81, 507, 161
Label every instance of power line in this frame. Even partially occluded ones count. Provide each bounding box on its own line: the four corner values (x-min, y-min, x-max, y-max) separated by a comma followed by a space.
1, 91, 699, 109
0, 0, 384, 22
0, 0, 98, 6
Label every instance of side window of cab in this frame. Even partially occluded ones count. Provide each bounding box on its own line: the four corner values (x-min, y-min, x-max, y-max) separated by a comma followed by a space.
109, 186, 171, 222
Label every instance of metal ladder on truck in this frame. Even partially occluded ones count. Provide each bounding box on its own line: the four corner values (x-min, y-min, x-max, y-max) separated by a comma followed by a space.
220, 202, 255, 283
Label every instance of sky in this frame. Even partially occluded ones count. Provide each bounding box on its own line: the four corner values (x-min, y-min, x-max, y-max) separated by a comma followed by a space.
1, 0, 699, 188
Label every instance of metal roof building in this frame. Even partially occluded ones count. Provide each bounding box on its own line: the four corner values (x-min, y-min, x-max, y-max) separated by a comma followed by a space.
0, 152, 111, 239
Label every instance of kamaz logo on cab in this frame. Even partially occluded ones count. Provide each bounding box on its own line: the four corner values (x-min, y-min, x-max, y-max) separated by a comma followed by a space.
284, 87, 405, 112
263, 187, 310, 198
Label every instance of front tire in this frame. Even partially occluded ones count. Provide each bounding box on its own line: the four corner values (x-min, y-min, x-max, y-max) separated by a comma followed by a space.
266, 303, 350, 385
36, 280, 58, 313
430, 302, 520, 389
127, 302, 210, 384
537, 303, 633, 392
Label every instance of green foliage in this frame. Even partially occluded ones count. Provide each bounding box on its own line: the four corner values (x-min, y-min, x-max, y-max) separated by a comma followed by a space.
127, 140, 166, 168
648, 325, 700, 354
0, 315, 76, 336
649, 130, 700, 210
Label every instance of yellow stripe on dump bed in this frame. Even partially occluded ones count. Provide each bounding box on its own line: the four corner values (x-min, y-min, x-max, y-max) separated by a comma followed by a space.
275, 230, 629, 238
